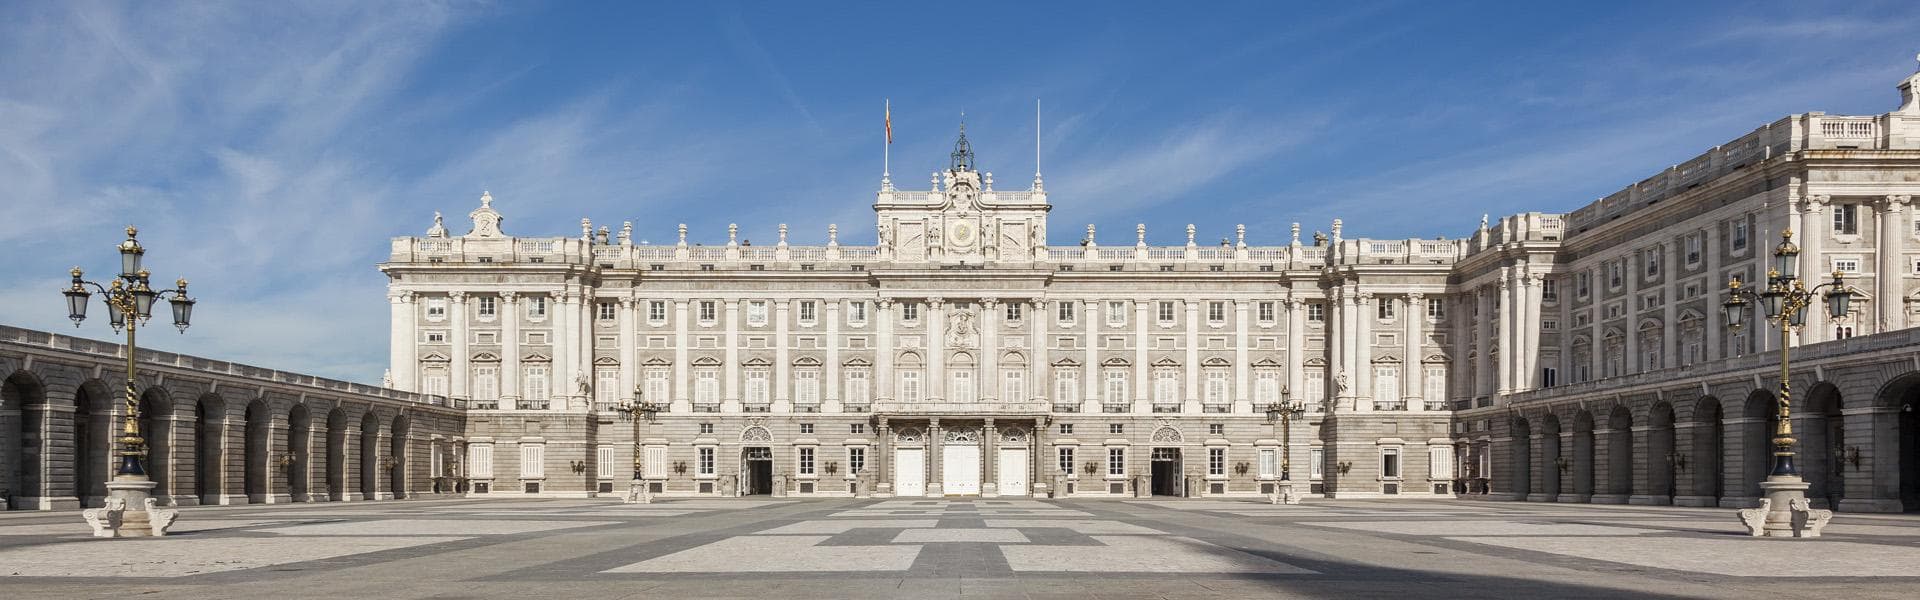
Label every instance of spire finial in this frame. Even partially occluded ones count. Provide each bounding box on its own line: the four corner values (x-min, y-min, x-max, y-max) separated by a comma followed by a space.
950, 117, 976, 172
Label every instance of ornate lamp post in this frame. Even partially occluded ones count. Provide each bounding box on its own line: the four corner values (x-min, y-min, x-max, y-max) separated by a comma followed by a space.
612, 386, 662, 503
1265, 386, 1306, 505
1722, 229, 1847, 537
63, 226, 194, 537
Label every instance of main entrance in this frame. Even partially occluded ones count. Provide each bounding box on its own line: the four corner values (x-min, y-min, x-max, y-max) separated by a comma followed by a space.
1151, 447, 1183, 497
895, 448, 925, 497
998, 448, 1028, 496
742, 447, 773, 495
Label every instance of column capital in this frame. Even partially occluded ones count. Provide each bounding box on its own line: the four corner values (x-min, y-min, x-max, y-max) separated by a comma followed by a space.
390, 290, 415, 304
775, 300, 791, 310
877, 298, 894, 309
1356, 291, 1373, 303
617, 296, 636, 308
928, 297, 944, 308
1887, 194, 1912, 210
448, 290, 467, 302
500, 291, 518, 302
1406, 291, 1425, 302
1805, 194, 1831, 212
982, 297, 999, 307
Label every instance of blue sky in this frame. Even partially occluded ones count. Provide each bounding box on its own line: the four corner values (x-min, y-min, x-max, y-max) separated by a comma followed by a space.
3, 1, 1918, 383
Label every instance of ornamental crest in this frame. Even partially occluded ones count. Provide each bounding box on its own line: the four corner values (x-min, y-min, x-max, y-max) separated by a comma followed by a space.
948, 308, 978, 350
740, 425, 772, 443
1000, 427, 1028, 444
895, 427, 925, 444
1150, 426, 1184, 443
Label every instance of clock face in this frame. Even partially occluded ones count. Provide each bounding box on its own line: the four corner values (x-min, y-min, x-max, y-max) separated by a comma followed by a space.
948, 220, 976, 247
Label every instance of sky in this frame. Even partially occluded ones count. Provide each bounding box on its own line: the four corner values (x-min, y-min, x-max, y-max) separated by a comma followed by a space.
2, 1, 1918, 384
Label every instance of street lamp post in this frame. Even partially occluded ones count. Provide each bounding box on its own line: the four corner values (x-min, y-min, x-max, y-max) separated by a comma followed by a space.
1265, 386, 1306, 505
64, 226, 194, 537
612, 387, 661, 503
1722, 229, 1846, 538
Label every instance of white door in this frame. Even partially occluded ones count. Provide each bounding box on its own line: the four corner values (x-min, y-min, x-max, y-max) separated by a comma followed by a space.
998, 448, 1028, 496
943, 444, 981, 495
894, 448, 925, 497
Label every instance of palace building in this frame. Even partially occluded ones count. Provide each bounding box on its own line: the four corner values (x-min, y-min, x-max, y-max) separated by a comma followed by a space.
364, 63, 1920, 508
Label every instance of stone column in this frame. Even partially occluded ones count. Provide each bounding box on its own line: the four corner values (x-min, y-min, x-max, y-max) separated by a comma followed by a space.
390, 291, 416, 392
1082, 300, 1098, 413
1354, 292, 1373, 411
1800, 195, 1827, 344
927, 417, 943, 497
1880, 195, 1910, 332
875, 417, 892, 496
876, 300, 895, 402
672, 299, 690, 412
1474, 288, 1493, 397
982, 298, 999, 404
502, 293, 521, 408
723, 300, 741, 412
1704, 225, 1723, 361
825, 300, 842, 412
1499, 272, 1517, 392
553, 290, 575, 410
1233, 299, 1250, 414
1405, 293, 1425, 410
450, 291, 469, 399
1524, 273, 1545, 386
774, 300, 790, 412
928, 298, 946, 402
983, 417, 998, 496
1284, 299, 1305, 401
619, 296, 637, 404
1031, 298, 1047, 406
1132, 300, 1149, 413
1183, 300, 1200, 408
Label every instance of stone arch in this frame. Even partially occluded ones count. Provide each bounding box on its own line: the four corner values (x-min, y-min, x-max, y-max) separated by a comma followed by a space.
326, 407, 348, 501
1539, 414, 1563, 499
1740, 389, 1776, 499
1690, 396, 1724, 503
1, 370, 46, 509
1571, 409, 1595, 498
1875, 372, 1920, 512
1150, 426, 1184, 444
1648, 401, 1676, 503
1510, 417, 1532, 500
359, 411, 380, 500
195, 393, 226, 504
1606, 405, 1633, 497
140, 386, 172, 498
1802, 381, 1845, 509
287, 403, 311, 502
73, 379, 114, 507
243, 398, 271, 503
390, 414, 409, 499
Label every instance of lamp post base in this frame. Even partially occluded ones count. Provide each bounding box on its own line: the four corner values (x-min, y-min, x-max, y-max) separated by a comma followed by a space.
81, 477, 180, 538
1271, 481, 1302, 505
1736, 475, 1833, 538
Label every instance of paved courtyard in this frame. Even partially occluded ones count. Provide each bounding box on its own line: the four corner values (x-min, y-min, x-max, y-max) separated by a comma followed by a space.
0, 497, 1917, 599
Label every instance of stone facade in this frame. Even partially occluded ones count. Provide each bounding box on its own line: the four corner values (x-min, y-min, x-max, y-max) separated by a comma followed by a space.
0, 326, 464, 510
382, 63, 1920, 507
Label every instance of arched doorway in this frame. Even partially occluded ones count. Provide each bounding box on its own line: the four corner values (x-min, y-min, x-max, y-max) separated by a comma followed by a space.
195, 394, 225, 504
389, 415, 408, 499
1648, 402, 1676, 504
1892, 375, 1920, 512
1510, 418, 1532, 500
1540, 415, 1563, 500
287, 404, 310, 502
2, 372, 45, 509
1689, 397, 1724, 505
1741, 390, 1776, 499
327, 408, 346, 501
140, 387, 171, 498
1606, 405, 1633, 500
359, 412, 379, 500
1803, 383, 1844, 509
243, 400, 268, 503
1571, 409, 1594, 500
74, 382, 112, 507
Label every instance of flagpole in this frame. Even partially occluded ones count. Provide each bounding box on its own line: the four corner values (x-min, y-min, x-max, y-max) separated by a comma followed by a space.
882, 99, 892, 191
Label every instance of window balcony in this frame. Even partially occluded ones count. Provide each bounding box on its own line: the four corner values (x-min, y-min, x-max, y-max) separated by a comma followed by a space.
1052, 403, 1080, 413
472, 399, 499, 410
516, 399, 549, 411
1102, 403, 1129, 414
692, 403, 720, 413
743, 403, 771, 413
1202, 404, 1230, 414
1152, 403, 1182, 413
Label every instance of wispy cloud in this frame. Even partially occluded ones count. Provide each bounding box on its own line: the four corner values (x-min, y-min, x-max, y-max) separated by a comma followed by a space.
1050, 111, 1328, 220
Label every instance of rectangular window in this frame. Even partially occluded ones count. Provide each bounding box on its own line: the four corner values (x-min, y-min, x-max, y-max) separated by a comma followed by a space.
697, 301, 717, 324
795, 370, 820, 406
902, 303, 919, 322
1429, 445, 1455, 479
645, 446, 666, 479
523, 366, 549, 401
1684, 233, 1702, 266
899, 371, 922, 403
1575, 271, 1591, 298
477, 297, 498, 320
698, 447, 715, 475
1107, 301, 1127, 326
1158, 301, 1176, 323
597, 446, 616, 479
1058, 447, 1075, 473
1427, 298, 1444, 320
1307, 303, 1325, 322
425, 331, 446, 344
1102, 369, 1128, 404
648, 300, 667, 323
469, 444, 494, 477
1109, 423, 1125, 434
530, 296, 548, 319
1424, 367, 1446, 403
1005, 303, 1023, 322
1207, 301, 1226, 323
1205, 371, 1229, 405
1208, 448, 1226, 476
700, 423, 713, 434
425, 298, 447, 321
1542, 279, 1558, 303
846, 369, 871, 404
1833, 203, 1859, 235
1257, 301, 1275, 323
1731, 219, 1750, 251
1209, 423, 1224, 435
1254, 371, 1280, 404
1054, 371, 1078, 403
744, 370, 769, 406
694, 369, 719, 404
1833, 258, 1861, 274
950, 371, 975, 402
848, 447, 866, 474
596, 302, 615, 321
798, 447, 815, 475
1305, 370, 1325, 405
1107, 448, 1126, 476
798, 300, 817, 324
1002, 371, 1025, 402
1152, 370, 1178, 405
520, 444, 545, 478
1644, 248, 1661, 278
850, 301, 868, 324
1258, 448, 1276, 478
1377, 300, 1395, 320
1057, 301, 1075, 323
746, 301, 768, 327
851, 424, 865, 434
645, 368, 669, 404
1381, 447, 1401, 479
595, 368, 618, 406
1608, 260, 1624, 288
1310, 448, 1325, 479
473, 366, 499, 401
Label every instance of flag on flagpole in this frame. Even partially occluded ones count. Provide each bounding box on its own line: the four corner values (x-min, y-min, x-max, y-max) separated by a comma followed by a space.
885, 100, 893, 145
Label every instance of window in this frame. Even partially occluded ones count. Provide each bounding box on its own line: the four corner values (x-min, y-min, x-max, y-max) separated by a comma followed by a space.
645, 368, 669, 404
697, 300, 717, 324
798, 447, 815, 475
1157, 301, 1176, 323
1257, 301, 1275, 323
694, 368, 719, 405
699, 422, 713, 434
1207, 301, 1226, 324
647, 300, 667, 323
425, 298, 447, 321
1374, 366, 1399, 405
1309, 448, 1325, 479
523, 366, 549, 401
746, 301, 768, 326
1644, 248, 1661, 278
1833, 203, 1859, 235
1054, 371, 1078, 404
1429, 445, 1455, 480
1608, 260, 1624, 288
902, 303, 919, 322
698, 447, 715, 475
1107, 301, 1127, 326
1305, 370, 1325, 405
1542, 366, 1558, 388
1258, 448, 1276, 478
1058, 447, 1075, 474
1057, 301, 1075, 323
597, 302, 615, 321
1424, 367, 1446, 403
1102, 369, 1128, 405
1254, 371, 1280, 405
1731, 219, 1750, 251
1109, 423, 1125, 434
1059, 424, 1074, 435
421, 368, 448, 397
473, 366, 499, 401
597, 446, 616, 479
645, 446, 666, 479
899, 371, 922, 402
1208, 448, 1226, 476
1575, 271, 1591, 298
1542, 279, 1558, 303
475, 297, 499, 320
425, 331, 447, 344
1381, 447, 1401, 479
1427, 298, 1445, 320
1207, 423, 1225, 435
850, 301, 868, 324
1005, 303, 1023, 322
469, 444, 494, 477
848, 447, 866, 474
1152, 369, 1179, 405
1307, 303, 1325, 322
1684, 233, 1702, 266
798, 300, 817, 324
1002, 371, 1025, 402
1204, 370, 1229, 405
1833, 258, 1861, 274
1108, 448, 1126, 476
950, 371, 975, 402
744, 369, 769, 406
595, 368, 618, 406
529, 296, 548, 319
520, 444, 545, 478
795, 370, 820, 406
845, 369, 871, 405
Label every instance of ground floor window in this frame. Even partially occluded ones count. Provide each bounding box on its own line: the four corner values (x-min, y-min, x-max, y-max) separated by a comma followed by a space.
1107, 448, 1126, 476
697, 447, 715, 475
848, 447, 865, 474
1059, 447, 1075, 474
798, 447, 815, 475
1381, 447, 1402, 479
1258, 448, 1276, 478
1208, 447, 1225, 476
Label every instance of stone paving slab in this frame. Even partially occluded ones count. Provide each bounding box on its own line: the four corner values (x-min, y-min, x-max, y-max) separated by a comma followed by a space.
259, 519, 617, 536
1000, 535, 1317, 573
604, 535, 922, 573
981, 519, 1168, 534
1301, 520, 1661, 536
0, 519, 291, 536
0, 536, 469, 577
1450, 536, 1920, 577
760, 519, 939, 534
893, 528, 1029, 543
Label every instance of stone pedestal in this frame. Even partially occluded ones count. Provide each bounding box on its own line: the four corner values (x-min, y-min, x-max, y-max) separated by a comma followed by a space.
624, 481, 652, 504
1272, 481, 1302, 505
83, 478, 179, 538
1737, 476, 1832, 538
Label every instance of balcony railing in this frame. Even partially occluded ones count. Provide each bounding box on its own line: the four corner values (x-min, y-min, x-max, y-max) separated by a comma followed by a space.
1052, 403, 1080, 413
1203, 404, 1230, 414
1151, 403, 1182, 413
517, 399, 549, 411
1102, 403, 1128, 414
692, 403, 720, 413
